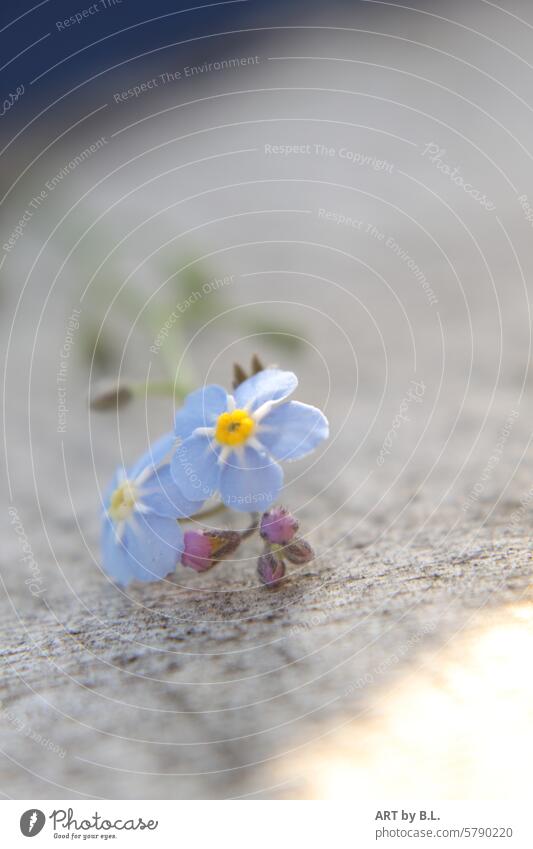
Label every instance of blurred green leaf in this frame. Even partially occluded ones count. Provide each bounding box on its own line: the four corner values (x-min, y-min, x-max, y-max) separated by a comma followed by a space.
166, 260, 225, 323
79, 323, 117, 370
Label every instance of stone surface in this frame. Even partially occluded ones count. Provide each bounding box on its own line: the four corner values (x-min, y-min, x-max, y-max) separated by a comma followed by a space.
2, 0, 533, 799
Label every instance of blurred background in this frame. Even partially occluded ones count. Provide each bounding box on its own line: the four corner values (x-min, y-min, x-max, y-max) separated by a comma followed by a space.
2, 0, 533, 799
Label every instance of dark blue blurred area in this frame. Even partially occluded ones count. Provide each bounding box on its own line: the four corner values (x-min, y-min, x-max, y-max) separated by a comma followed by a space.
1, 0, 331, 106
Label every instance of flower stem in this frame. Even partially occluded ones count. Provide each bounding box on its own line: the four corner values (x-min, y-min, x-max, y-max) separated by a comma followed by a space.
188, 502, 227, 522
187, 502, 259, 537
241, 512, 260, 539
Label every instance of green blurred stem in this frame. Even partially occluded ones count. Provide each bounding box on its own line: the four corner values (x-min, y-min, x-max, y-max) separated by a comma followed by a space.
131, 379, 190, 401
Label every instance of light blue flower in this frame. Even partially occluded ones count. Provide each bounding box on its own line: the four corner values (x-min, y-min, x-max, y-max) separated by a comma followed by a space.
101, 432, 204, 585
170, 369, 329, 512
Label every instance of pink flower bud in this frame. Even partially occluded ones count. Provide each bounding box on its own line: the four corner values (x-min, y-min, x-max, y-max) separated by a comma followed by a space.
284, 538, 314, 564
181, 531, 214, 572
260, 506, 299, 545
181, 530, 242, 572
257, 551, 286, 586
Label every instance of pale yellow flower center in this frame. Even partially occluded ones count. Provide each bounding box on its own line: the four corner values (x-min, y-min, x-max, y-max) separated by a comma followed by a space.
215, 409, 255, 446
109, 480, 138, 522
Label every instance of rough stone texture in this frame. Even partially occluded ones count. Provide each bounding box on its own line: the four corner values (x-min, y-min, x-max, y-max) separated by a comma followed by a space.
2, 1, 533, 799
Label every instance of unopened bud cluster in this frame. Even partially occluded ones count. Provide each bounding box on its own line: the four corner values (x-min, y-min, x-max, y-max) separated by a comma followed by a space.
257, 506, 314, 587
179, 505, 315, 587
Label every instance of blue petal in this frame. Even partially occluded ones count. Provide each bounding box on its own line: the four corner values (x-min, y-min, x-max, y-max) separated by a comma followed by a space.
170, 434, 221, 500
102, 467, 123, 512
130, 431, 175, 480
139, 463, 205, 518
122, 513, 184, 582
174, 385, 228, 440
219, 446, 283, 513
257, 401, 329, 461
234, 369, 297, 411
101, 514, 134, 584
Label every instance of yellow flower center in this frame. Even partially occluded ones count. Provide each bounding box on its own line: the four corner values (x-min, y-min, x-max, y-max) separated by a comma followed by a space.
109, 480, 138, 522
215, 409, 255, 446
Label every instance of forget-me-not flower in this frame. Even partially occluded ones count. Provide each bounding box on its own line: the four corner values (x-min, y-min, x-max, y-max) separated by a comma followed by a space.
101, 432, 204, 585
170, 369, 329, 512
